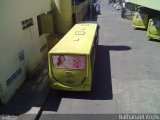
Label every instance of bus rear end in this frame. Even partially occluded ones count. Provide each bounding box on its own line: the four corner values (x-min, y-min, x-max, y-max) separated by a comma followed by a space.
132, 12, 149, 29
147, 17, 160, 40
132, 7, 150, 29
48, 54, 92, 91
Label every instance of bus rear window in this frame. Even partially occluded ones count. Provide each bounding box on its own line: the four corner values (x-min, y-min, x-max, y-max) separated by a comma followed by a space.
52, 55, 86, 70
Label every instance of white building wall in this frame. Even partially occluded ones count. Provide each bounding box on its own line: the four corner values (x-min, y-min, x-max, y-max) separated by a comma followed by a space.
0, 0, 52, 104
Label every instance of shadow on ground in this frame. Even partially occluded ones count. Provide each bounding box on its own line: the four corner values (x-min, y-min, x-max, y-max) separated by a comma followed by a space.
133, 28, 147, 31
149, 38, 160, 43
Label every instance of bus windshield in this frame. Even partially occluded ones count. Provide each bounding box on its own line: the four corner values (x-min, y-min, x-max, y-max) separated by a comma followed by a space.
52, 55, 86, 70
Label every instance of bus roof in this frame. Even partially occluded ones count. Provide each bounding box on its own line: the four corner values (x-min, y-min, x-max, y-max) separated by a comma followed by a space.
49, 22, 98, 55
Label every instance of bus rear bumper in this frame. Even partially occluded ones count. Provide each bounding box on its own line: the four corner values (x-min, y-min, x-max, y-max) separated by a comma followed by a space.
132, 24, 147, 29
50, 82, 91, 91
147, 32, 160, 40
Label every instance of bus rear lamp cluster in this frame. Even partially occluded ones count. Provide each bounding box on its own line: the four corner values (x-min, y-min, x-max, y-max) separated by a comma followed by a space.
52, 74, 58, 82
81, 77, 87, 83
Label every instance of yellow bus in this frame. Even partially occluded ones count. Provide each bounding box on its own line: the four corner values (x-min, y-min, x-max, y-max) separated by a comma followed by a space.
132, 6, 150, 29
147, 17, 160, 40
48, 22, 99, 91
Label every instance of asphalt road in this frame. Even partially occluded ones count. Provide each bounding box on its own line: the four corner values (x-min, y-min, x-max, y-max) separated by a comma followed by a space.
1, 0, 160, 120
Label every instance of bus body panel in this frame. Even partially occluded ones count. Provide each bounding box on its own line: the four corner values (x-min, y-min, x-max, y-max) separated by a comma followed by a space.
147, 18, 160, 40
48, 22, 98, 91
132, 12, 149, 29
